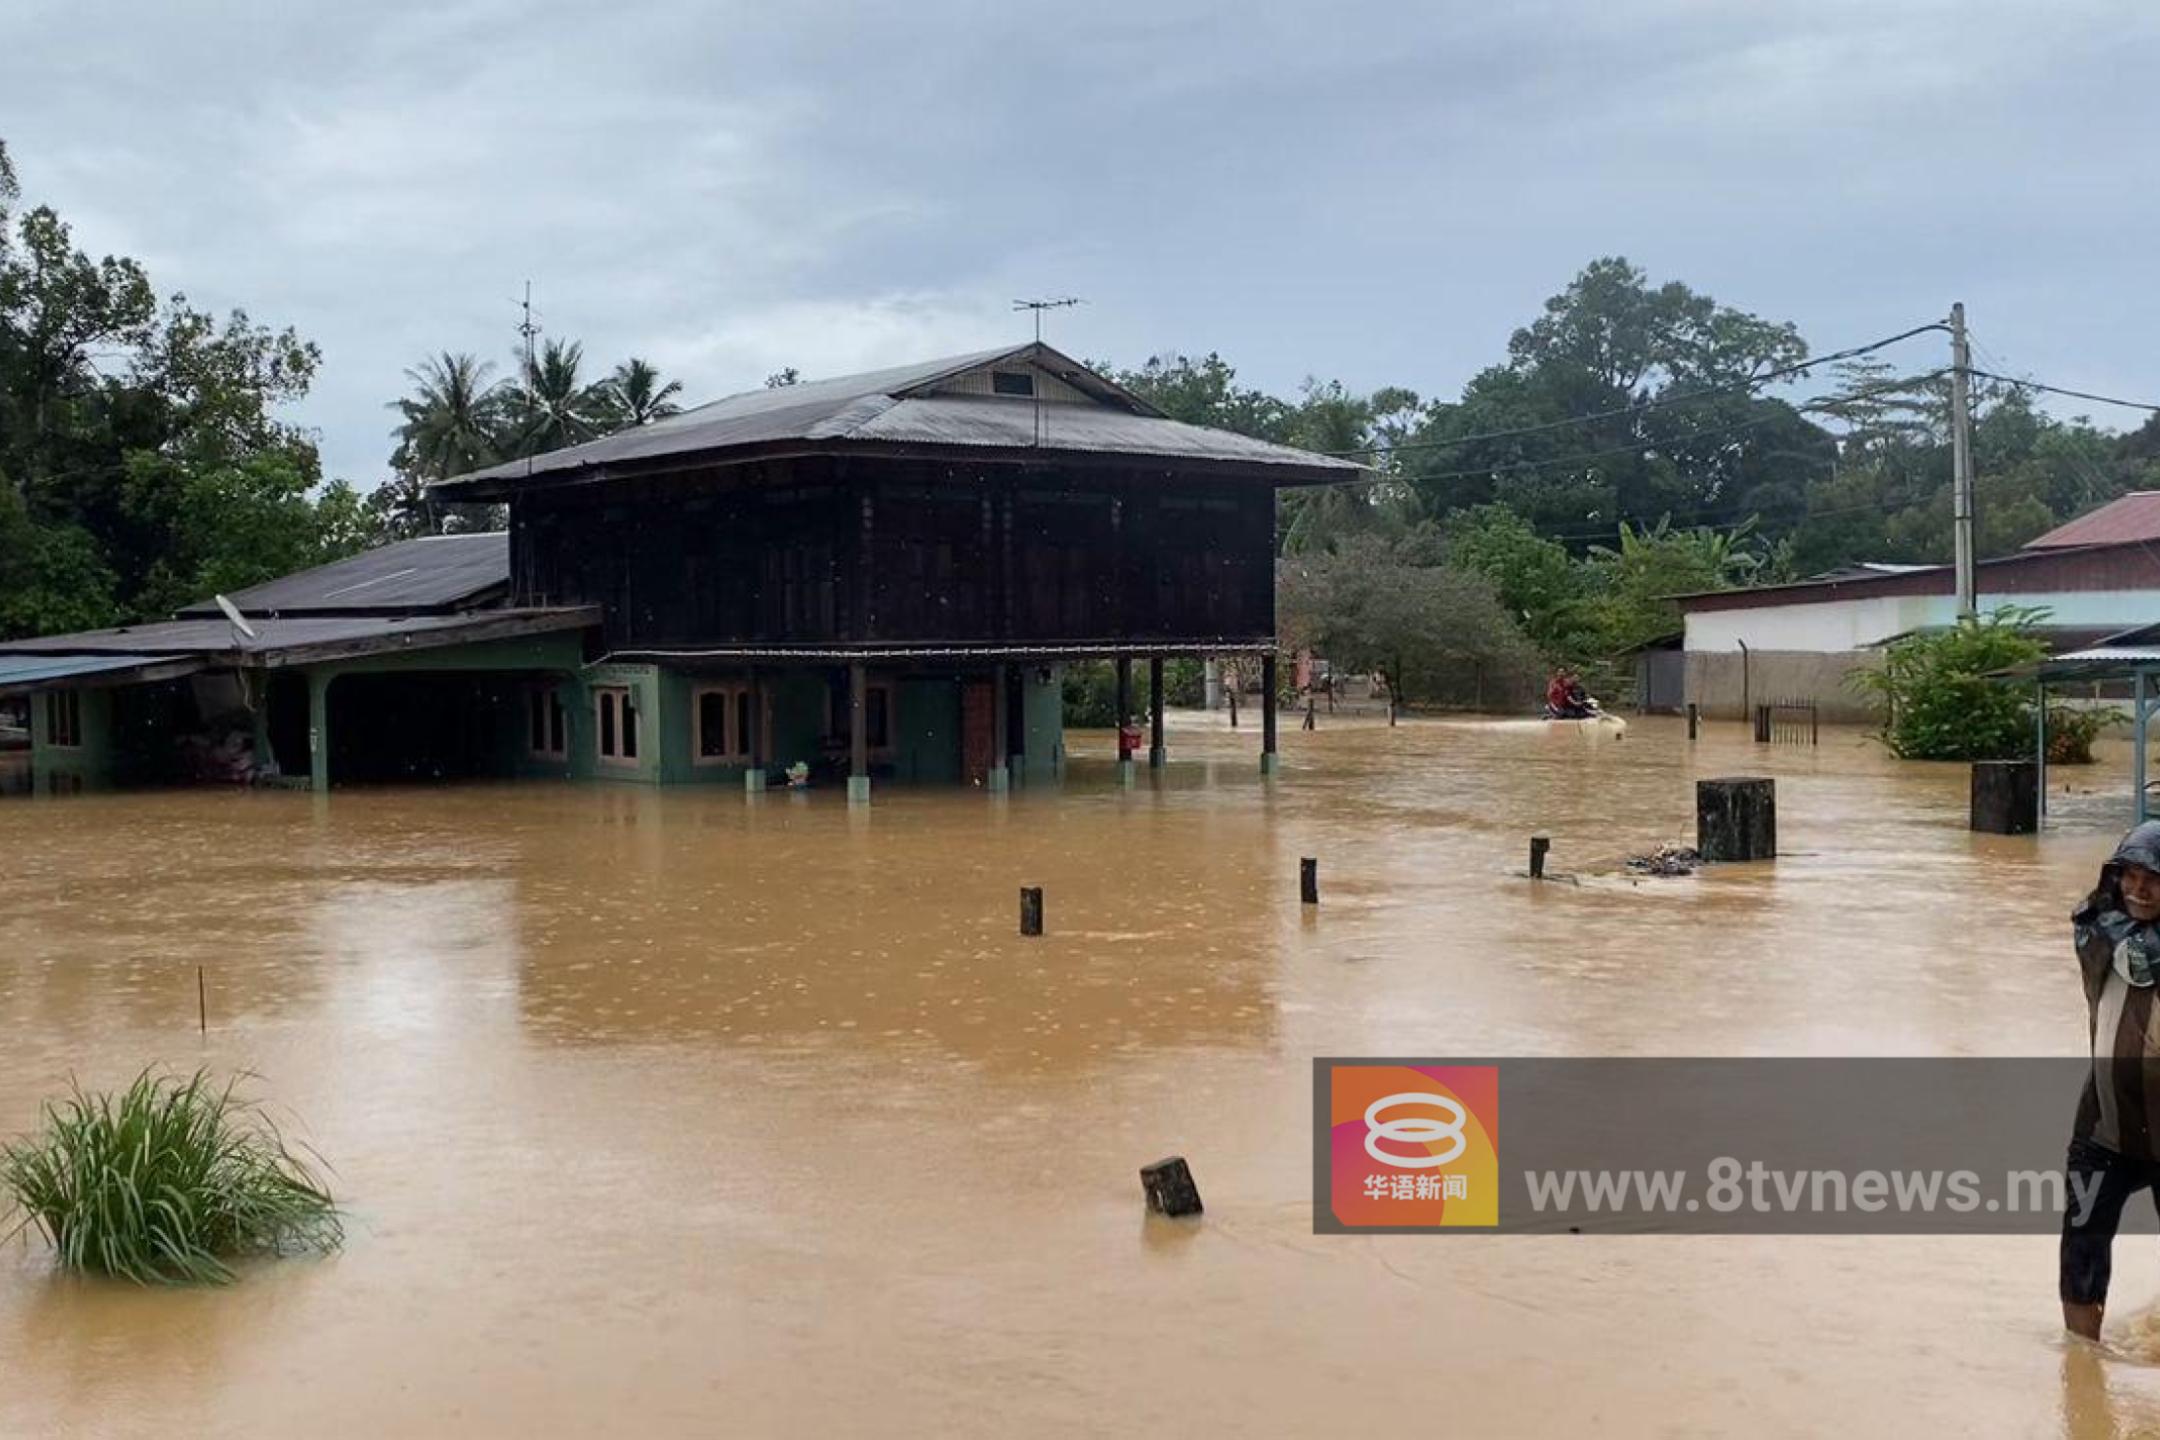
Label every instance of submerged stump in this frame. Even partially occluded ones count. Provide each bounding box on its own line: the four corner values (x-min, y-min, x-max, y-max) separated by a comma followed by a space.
1971, 760, 2039, 836
1140, 1156, 1203, 1217
1696, 777, 1776, 862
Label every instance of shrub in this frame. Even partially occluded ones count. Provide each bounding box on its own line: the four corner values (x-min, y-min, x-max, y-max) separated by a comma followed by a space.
2047, 705, 2124, 765
1850, 606, 2048, 760
1061, 659, 1207, 727
1, 1069, 341, 1284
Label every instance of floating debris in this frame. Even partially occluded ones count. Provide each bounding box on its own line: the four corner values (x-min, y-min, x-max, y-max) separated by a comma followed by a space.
1625, 844, 1703, 877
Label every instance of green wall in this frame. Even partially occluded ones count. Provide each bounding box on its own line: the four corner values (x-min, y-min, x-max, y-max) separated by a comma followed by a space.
28, 686, 115, 789
893, 676, 961, 784
28, 644, 1072, 795
1020, 665, 1065, 780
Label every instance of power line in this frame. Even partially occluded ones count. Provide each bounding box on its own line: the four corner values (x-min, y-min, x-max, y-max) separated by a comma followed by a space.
1320, 321, 1949, 458
1965, 369, 2160, 415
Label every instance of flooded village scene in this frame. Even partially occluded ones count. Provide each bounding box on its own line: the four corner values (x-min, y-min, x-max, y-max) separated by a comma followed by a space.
6, 6, 2160, 1438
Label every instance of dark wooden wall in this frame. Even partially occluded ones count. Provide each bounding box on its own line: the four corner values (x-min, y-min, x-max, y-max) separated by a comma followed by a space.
508, 455, 1277, 649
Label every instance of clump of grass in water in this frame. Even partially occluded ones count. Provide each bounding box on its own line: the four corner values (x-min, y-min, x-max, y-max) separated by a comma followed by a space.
1, 1069, 342, 1284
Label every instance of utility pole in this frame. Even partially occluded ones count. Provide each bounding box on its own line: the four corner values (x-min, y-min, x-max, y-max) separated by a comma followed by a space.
1949, 301, 1976, 619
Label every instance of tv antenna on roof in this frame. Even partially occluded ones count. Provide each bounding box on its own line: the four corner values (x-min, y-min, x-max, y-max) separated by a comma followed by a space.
1013, 296, 1081, 345
1011, 299, 1082, 446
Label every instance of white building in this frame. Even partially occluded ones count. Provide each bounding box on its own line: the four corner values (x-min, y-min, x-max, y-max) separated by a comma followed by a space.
1675, 493, 2160, 721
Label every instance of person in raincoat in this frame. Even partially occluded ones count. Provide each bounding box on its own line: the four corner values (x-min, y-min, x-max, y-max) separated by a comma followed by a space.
2062, 820, 2160, 1340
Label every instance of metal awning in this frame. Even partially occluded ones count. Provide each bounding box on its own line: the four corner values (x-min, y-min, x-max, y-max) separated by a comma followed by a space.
0, 652, 205, 697
1991, 644, 2160, 827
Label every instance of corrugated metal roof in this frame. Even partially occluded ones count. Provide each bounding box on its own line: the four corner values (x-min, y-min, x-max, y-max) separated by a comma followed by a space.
0, 652, 205, 693
0, 608, 594, 661
1803, 562, 1935, 583
2056, 647, 2160, 663
431, 342, 1361, 497
175, 533, 507, 617
842, 396, 1364, 468
2026, 492, 2160, 550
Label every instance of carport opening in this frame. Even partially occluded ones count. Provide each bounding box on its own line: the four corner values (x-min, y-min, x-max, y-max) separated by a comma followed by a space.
324, 672, 530, 785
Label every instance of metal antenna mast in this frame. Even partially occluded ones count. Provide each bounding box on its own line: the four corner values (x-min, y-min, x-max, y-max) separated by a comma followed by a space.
517, 281, 542, 479
1011, 297, 1081, 445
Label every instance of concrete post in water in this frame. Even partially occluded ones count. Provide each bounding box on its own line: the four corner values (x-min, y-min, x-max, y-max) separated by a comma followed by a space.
1020, 886, 1044, 936
1140, 1156, 1203, 1217
1261, 653, 1280, 775
1529, 835, 1550, 879
989, 663, 1011, 793
1971, 760, 2039, 835
1149, 656, 1167, 769
1300, 857, 1319, 905
1696, 777, 1776, 862
848, 661, 870, 805
1686, 703, 1699, 741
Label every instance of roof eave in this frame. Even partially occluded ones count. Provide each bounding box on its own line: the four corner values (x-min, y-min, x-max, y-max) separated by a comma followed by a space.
430, 437, 1364, 501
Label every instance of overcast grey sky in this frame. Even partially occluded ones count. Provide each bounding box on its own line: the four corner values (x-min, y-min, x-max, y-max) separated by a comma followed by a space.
4, 0, 2155, 484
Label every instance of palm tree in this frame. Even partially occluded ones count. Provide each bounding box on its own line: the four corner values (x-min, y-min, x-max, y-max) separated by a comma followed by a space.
506, 339, 608, 457
600, 358, 684, 431
388, 352, 504, 482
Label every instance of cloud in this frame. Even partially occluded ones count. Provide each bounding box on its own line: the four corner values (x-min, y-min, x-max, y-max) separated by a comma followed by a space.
4, 0, 2157, 484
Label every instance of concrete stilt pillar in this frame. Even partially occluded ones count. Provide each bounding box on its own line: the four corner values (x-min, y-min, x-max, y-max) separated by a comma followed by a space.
989, 663, 1011, 792
306, 670, 333, 793
1149, 656, 1166, 769
1260, 653, 1280, 776
848, 662, 870, 805
1115, 655, 1135, 785
745, 669, 767, 792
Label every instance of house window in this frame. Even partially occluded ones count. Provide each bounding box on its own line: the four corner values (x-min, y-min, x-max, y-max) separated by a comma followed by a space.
693, 684, 754, 764
991, 370, 1035, 397
830, 678, 895, 757
596, 686, 638, 765
44, 690, 82, 749
527, 685, 566, 758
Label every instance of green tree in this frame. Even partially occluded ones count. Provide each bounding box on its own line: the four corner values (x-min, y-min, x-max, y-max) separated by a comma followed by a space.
504, 339, 606, 457
1442, 504, 1592, 657
0, 137, 362, 636
1107, 352, 1290, 439
1851, 607, 2049, 760
1583, 517, 1762, 656
1399, 258, 1821, 541
600, 357, 684, 429
390, 352, 503, 483
1278, 535, 1536, 721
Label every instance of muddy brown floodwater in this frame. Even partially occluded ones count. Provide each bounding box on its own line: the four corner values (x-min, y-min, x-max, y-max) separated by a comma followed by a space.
4, 714, 2160, 1436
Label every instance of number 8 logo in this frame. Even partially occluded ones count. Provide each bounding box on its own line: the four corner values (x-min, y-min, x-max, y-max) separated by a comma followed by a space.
1363, 1092, 1467, 1169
